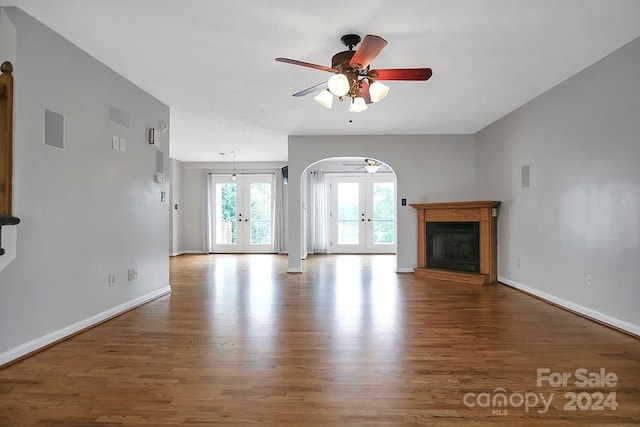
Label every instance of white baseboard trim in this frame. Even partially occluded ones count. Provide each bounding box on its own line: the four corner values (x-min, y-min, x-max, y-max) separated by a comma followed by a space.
0, 285, 172, 367
170, 251, 186, 257
287, 268, 303, 273
395, 267, 415, 274
498, 276, 640, 337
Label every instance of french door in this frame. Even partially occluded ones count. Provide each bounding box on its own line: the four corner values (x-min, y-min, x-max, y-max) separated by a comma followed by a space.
210, 174, 274, 253
329, 175, 396, 254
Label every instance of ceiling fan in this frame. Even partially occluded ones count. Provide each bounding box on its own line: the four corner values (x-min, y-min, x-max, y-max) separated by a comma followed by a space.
343, 158, 388, 174
275, 34, 432, 112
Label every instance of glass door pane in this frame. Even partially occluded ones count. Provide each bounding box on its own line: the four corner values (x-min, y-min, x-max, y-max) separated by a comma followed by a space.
330, 177, 365, 253
337, 182, 360, 245
372, 182, 395, 245
215, 182, 237, 245
365, 177, 396, 254
241, 175, 274, 253
249, 182, 272, 245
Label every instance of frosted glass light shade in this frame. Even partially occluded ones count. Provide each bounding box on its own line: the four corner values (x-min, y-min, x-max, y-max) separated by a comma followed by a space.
328, 74, 350, 96
314, 89, 333, 109
349, 96, 368, 113
364, 164, 380, 174
369, 81, 390, 103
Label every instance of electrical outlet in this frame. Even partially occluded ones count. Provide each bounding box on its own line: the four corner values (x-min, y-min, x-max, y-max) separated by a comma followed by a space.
109, 273, 116, 287
119, 137, 126, 152
586, 274, 592, 286
127, 269, 132, 281
111, 136, 119, 150
133, 268, 138, 280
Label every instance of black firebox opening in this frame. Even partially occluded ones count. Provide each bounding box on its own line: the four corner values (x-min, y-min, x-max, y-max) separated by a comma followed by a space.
426, 222, 480, 273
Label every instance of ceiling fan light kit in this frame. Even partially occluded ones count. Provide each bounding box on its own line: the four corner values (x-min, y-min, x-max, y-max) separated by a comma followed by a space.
314, 89, 333, 109
327, 74, 350, 97
364, 164, 380, 174
365, 158, 382, 174
342, 158, 385, 174
369, 81, 390, 103
349, 97, 368, 113
276, 33, 432, 115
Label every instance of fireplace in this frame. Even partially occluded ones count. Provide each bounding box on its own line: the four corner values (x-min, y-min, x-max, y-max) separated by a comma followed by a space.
410, 201, 500, 285
427, 222, 480, 273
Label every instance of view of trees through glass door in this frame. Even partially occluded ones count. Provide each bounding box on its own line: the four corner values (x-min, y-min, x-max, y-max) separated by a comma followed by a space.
210, 174, 273, 253
329, 174, 396, 254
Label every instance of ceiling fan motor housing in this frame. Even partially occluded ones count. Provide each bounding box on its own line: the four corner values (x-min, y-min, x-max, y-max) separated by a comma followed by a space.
331, 50, 356, 70
340, 34, 361, 49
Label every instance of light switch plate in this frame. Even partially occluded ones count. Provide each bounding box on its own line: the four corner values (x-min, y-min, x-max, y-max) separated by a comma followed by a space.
112, 136, 119, 150
119, 138, 126, 152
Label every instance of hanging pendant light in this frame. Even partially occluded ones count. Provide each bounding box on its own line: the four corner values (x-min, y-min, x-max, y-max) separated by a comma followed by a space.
231, 151, 237, 181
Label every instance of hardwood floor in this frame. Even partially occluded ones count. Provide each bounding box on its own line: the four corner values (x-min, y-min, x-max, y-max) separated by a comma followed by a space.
1, 254, 639, 426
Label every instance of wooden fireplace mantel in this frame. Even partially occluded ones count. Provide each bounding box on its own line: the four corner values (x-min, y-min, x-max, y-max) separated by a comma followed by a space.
410, 201, 500, 285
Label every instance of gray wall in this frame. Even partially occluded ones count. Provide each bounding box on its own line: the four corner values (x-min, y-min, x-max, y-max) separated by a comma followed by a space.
287, 135, 476, 273
170, 158, 184, 255
475, 37, 640, 334
182, 167, 204, 253
0, 8, 171, 364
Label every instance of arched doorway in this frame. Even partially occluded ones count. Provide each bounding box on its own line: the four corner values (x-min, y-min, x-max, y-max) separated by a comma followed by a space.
300, 156, 398, 261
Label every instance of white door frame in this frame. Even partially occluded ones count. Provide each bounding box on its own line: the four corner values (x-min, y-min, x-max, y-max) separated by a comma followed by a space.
210, 174, 274, 253
328, 173, 396, 254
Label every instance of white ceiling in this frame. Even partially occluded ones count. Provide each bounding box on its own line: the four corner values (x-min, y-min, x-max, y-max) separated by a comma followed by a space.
2, 1, 640, 162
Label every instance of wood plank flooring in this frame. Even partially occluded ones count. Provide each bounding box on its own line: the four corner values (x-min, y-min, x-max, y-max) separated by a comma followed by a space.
1, 254, 639, 426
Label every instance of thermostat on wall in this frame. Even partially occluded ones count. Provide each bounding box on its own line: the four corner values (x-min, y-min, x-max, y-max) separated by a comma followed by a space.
149, 128, 159, 146
154, 172, 165, 184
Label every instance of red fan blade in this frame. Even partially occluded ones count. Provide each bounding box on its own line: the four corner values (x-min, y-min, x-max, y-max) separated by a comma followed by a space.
360, 80, 372, 104
275, 58, 338, 73
369, 68, 432, 81
349, 35, 388, 70
293, 81, 328, 97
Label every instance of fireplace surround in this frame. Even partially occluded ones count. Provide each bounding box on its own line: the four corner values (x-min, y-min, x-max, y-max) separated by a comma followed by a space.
411, 201, 500, 285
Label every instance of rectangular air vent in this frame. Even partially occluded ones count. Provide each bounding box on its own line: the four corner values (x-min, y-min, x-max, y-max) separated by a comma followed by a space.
109, 105, 130, 128
44, 109, 64, 149
522, 165, 530, 188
